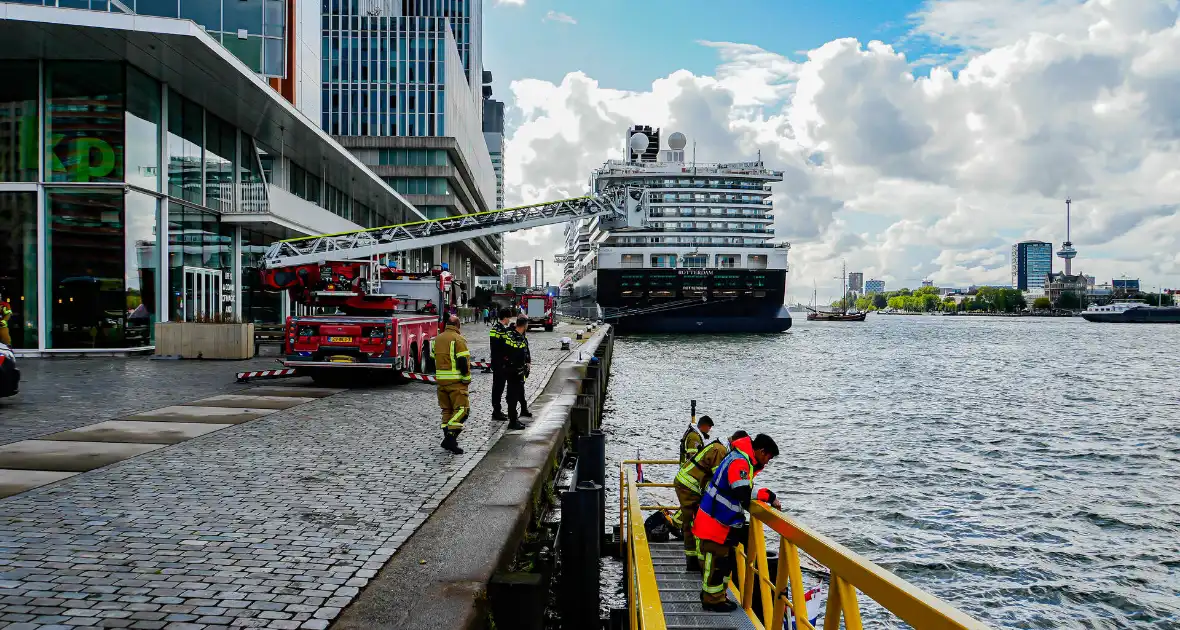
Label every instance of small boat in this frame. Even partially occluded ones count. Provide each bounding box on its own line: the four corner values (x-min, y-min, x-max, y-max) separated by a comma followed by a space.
806, 261, 866, 322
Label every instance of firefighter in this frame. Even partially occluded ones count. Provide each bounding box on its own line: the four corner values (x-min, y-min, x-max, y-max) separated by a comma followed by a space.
680, 415, 714, 466
693, 433, 781, 612
673, 430, 748, 571
489, 307, 514, 421
0, 292, 11, 346
434, 315, 472, 454
502, 316, 530, 430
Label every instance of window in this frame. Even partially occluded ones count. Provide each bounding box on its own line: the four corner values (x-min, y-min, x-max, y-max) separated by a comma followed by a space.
0, 192, 38, 348
46, 62, 125, 184
167, 90, 202, 204
125, 66, 161, 192
204, 115, 236, 213
0, 61, 38, 182
45, 188, 157, 348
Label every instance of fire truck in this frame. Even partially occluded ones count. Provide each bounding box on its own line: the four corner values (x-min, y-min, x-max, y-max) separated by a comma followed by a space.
257, 186, 641, 384
519, 292, 559, 331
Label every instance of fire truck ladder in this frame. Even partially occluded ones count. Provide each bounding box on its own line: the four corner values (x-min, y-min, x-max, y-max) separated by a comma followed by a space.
262, 186, 640, 269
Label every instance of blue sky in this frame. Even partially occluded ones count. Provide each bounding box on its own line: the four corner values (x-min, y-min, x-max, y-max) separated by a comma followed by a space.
484, 0, 933, 97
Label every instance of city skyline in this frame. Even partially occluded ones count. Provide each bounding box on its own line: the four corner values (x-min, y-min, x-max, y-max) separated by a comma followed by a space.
484, 1, 1180, 302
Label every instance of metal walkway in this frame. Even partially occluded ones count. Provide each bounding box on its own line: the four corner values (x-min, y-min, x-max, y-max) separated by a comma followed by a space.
650, 542, 757, 630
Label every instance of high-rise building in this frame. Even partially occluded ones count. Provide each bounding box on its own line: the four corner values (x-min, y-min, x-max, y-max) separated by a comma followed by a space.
865, 279, 885, 294
848, 272, 863, 293
1011, 241, 1053, 291
921, 279, 934, 288
322, 0, 499, 287
483, 97, 505, 211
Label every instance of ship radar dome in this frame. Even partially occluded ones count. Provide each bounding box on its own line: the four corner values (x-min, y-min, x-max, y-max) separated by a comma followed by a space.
629, 132, 650, 155
667, 132, 687, 150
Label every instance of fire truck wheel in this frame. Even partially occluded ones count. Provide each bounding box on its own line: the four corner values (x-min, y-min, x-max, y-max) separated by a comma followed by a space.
407, 343, 419, 374
544, 325, 554, 332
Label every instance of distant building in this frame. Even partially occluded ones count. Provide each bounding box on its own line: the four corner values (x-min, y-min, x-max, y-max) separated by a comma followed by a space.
1011, 241, 1053, 291
503, 265, 532, 289
475, 276, 501, 292
1112, 277, 1140, 297
1087, 283, 1113, 304
848, 272, 864, 293
1046, 272, 1089, 305
921, 279, 934, 288
865, 279, 885, 294
1083, 274, 1096, 288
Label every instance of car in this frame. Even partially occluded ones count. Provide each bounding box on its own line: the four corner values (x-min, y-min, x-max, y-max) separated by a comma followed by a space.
0, 342, 19, 398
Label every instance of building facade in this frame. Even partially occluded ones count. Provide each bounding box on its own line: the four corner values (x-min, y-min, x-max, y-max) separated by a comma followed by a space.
1113, 277, 1141, 297
848, 272, 863, 293
0, 4, 419, 353
321, 0, 499, 288
1011, 240, 1053, 292
864, 279, 885, 294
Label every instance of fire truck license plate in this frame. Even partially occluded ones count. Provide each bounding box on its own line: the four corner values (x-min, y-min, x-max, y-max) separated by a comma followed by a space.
328, 336, 353, 343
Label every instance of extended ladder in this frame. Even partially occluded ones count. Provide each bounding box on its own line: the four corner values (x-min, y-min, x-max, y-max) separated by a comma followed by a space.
262, 186, 639, 269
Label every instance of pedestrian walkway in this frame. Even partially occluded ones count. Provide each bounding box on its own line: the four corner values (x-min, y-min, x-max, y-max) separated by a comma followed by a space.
0, 324, 583, 629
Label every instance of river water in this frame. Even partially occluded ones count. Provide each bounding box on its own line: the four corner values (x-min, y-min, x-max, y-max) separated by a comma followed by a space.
601, 314, 1180, 628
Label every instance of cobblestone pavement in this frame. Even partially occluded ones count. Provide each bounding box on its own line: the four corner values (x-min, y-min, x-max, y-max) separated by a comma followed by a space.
0, 356, 281, 447
0, 323, 582, 629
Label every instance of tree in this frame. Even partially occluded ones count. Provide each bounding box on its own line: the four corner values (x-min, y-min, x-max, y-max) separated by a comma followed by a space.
942, 297, 956, 311
872, 293, 888, 309
855, 296, 874, 311
1032, 296, 1051, 310
1056, 291, 1081, 310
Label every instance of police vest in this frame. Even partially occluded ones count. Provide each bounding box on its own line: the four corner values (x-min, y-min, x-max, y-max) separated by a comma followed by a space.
697, 449, 753, 531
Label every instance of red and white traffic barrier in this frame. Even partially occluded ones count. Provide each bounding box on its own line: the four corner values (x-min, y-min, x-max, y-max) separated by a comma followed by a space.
400, 371, 437, 383
235, 368, 299, 383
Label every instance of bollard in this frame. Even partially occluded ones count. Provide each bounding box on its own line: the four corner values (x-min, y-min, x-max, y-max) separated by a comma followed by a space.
576, 329, 584, 340
559, 481, 603, 630
579, 430, 607, 540
561, 336, 571, 350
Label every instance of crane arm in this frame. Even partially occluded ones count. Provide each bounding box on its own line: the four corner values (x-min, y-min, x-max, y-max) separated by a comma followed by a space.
262, 186, 636, 269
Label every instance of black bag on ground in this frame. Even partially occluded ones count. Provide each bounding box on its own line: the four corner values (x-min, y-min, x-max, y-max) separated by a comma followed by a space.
644, 510, 671, 542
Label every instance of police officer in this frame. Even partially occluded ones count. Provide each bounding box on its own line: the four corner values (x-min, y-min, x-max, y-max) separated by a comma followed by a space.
502, 316, 530, 430
489, 307, 513, 421
679, 415, 714, 466
434, 315, 472, 454
673, 430, 747, 571
693, 433, 781, 612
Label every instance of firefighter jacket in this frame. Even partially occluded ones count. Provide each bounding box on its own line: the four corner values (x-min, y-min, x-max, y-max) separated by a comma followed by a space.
505, 329, 530, 378
489, 321, 510, 371
434, 325, 471, 383
674, 440, 729, 496
679, 424, 707, 466
692, 436, 776, 546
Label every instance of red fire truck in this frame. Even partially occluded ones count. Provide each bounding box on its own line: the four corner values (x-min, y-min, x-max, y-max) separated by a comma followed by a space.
519, 292, 559, 331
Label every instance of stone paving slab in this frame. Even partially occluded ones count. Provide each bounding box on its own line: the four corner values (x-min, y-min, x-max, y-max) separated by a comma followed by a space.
0, 324, 582, 626
0, 469, 79, 498
37, 421, 233, 445
123, 406, 280, 424
0, 440, 166, 472
186, 394, 318, 410
238, 387, 345, 399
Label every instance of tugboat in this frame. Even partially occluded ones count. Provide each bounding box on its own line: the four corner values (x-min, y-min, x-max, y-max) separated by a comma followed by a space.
1080, 300, 1180, 323
807, 262, 867, 322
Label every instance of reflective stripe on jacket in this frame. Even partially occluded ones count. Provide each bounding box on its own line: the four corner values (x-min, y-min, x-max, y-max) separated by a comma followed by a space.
674, 440, 728, 496
434, 325, 470, 383
692, 436, 772, 545
0, 304, 10, 329
679, 425, 705, 466
489, 321, 509, 368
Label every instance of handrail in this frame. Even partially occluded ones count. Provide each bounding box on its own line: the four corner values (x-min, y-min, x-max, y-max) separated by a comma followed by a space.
619, 459, 992, 630
622, 466, 667, 630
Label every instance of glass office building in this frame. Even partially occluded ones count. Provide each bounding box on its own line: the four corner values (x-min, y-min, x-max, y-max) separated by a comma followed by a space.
5, 0, 289, 76
1011, 240, 1053, 292
0, 5, 420, 353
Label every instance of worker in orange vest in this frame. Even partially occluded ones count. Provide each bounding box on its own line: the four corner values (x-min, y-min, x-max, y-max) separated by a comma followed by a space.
692, 434, 781, 612
0, 292, 13, 346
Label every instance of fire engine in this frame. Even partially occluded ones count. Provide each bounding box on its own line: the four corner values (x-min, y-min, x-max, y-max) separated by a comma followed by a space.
257, 186, 642, 385
519, 292, 559, 331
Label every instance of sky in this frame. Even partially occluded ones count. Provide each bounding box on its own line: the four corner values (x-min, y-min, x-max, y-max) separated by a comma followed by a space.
483, 0, 1180, 303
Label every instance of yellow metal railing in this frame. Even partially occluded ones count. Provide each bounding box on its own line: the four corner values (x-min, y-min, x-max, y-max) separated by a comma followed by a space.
620, 459, 993, 630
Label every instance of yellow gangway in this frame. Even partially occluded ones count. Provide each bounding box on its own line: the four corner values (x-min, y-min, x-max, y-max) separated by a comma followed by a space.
619, 460, 994, 630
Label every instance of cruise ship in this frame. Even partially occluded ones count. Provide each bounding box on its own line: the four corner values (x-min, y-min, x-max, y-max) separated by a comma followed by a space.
559, 125, 791, 333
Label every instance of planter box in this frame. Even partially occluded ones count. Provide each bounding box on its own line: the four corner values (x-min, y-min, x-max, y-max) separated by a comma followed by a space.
154, 323, 255, 360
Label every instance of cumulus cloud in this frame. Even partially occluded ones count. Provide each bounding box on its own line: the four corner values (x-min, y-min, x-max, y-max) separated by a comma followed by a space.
502, 0, 1180, 299
495, 0, 525, 5
544, 10, 576, 25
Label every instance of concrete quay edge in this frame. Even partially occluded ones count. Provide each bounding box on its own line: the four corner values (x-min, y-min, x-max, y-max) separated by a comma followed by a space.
332, 326, 612, 630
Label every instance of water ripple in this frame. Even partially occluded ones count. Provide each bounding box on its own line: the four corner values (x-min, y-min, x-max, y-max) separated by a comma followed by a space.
603, 316, 1180, 628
